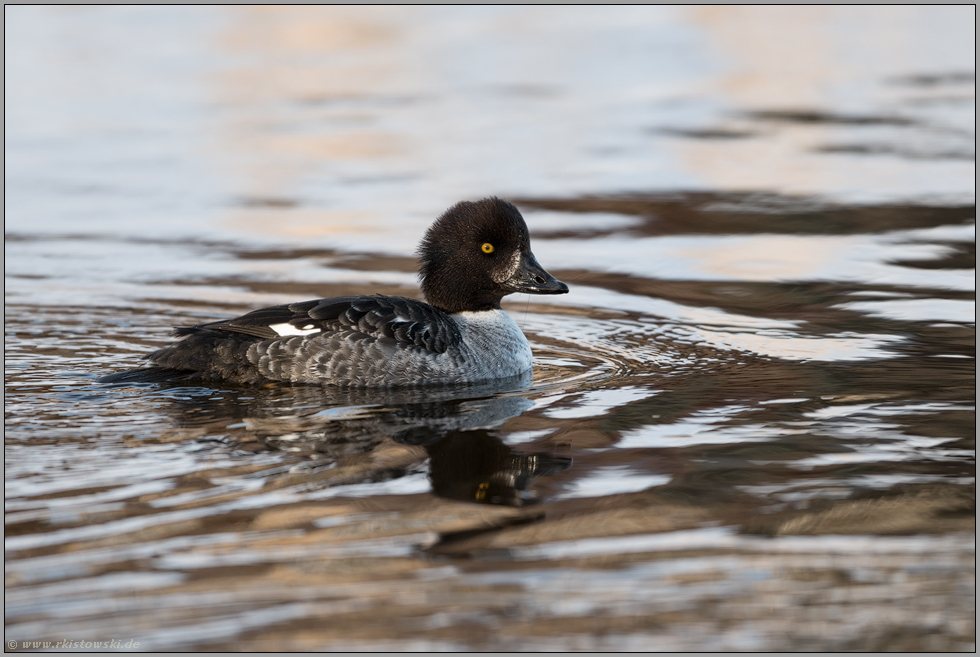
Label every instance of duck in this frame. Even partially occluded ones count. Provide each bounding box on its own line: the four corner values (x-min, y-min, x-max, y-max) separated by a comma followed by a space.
101, 197, 568, 387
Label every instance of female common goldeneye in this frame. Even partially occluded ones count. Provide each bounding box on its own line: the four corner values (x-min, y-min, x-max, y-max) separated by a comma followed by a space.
103, 198, 568, 387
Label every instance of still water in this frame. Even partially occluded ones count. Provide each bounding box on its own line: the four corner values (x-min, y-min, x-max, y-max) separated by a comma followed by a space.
5, 6, 976, 651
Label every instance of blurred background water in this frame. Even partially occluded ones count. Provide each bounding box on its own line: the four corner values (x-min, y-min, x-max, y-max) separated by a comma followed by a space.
4, 6, 975, 651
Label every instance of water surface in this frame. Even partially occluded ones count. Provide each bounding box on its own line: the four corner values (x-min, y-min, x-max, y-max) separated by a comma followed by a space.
5, 6, 975, 651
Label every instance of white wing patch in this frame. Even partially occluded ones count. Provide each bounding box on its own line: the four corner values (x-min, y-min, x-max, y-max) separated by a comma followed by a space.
269, 322, 321, 337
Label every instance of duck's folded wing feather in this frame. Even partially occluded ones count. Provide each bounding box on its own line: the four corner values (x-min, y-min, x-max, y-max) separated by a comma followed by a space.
177, 295, 461, 354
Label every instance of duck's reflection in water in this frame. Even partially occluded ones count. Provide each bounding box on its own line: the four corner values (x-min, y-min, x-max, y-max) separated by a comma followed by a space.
418, 430, 571, 506
132, 371, 570, 505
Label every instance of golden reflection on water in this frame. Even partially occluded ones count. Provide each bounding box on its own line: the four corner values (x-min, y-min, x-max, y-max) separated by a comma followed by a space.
688, 5, 837, 108
212, 6, 411, 235
677, 6, 975, 197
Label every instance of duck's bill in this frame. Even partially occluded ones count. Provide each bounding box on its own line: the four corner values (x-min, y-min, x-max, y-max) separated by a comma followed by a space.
502, 252, 569, 295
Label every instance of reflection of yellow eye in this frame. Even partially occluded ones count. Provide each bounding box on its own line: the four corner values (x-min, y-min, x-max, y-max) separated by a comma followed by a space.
481, 243, 494, 254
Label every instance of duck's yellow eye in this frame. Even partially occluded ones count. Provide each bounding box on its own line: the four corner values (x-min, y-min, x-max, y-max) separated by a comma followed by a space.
481, 242, 494, 254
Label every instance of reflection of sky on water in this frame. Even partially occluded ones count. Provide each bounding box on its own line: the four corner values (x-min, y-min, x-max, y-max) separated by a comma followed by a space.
306, 472, 431, 499
676, 6, 975, 203
521, 211, 645, 234
616, 398, 977, 456
689, 328, 902, 361
557, 466, 671, 499
616, 404, 796, 450
534, 225, 975, 291
836, 298, 975, 323
512, 527, 975, 561
527, 311, 902, 363
530, 286, 799, 328
542, 386, 658, 419
6, 6, 974, 250
742, 474, 977, 503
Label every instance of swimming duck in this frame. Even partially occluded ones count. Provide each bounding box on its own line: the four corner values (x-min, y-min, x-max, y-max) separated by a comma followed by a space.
103, 197, 568, 386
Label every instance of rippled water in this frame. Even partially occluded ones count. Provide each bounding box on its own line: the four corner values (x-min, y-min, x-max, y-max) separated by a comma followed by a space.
5, 6, 976, 652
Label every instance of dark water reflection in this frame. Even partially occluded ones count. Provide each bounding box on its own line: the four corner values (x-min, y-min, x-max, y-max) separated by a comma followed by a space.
424, 431, 572, 507
5, 6, 975, 652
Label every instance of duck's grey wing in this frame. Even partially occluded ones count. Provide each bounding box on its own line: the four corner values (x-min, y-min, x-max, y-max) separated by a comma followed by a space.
177, 294, 462, 354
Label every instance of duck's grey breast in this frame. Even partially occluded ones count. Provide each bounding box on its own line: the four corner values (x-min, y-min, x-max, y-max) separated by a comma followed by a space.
450, 309, 533, 382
